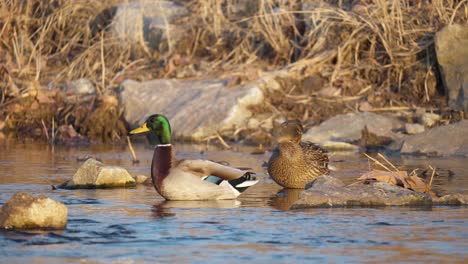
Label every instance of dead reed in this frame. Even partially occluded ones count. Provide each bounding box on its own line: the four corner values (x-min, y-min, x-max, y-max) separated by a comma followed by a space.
0, 0, 466, 141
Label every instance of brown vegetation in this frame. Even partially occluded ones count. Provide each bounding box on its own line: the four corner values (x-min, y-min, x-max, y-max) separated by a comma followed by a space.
359, 153, 437, 196
0, 0, 466, 142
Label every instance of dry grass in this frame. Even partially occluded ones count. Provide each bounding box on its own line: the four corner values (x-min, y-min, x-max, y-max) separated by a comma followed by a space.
188, 0, 467, 121
0, 0, 153, 141
0, 0, 466, 141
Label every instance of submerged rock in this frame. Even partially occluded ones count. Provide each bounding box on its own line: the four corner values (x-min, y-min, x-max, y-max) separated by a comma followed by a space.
291, 175, 433, 209
0, 192, 67, 230
435, 24, 468, 112
398, 120, 468, 156
303, 112, 403, 149
120, 76, 281, 140
59, 158, 136, 189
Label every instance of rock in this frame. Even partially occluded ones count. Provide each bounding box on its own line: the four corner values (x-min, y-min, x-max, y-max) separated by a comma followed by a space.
405, 123, 425, 135
120, 76, 281, 140
59, 158, 136, 189
0, 192, 67, 230
432, 193, 468, 205
399, 120, 468, 156
134, 175, 149, 184
69, 78, 96, 95
435, 24, 468, 112
291, 176, 433, 209
419, 112, 440, 127
321, 141, 360, 151
111, 0, 188, 52
303, 112, 403, 147
304, 175, 345, 189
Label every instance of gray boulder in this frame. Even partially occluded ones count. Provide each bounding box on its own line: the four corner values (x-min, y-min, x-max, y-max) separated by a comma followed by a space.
59, 158, 136, 189
399, 120, 468, 156
112, 0, 188, 52
435, 24, 468, 112
0, 192, 67, 230
291, 175, 433, 209
120, 76, 281, 140
302, 112, 403, 149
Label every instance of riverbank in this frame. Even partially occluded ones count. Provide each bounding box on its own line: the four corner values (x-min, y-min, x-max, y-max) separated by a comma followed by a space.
0, 0, 466, 148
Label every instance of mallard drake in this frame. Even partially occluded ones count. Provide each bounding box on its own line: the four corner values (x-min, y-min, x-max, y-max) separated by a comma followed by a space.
267, 120, 329, 189
129, 114, 258, 201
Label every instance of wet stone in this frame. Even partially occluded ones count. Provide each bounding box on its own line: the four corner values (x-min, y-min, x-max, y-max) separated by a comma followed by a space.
59, 158, 136, 189
0, 192, 67, 230
292, 175, 433, 209
432, 193, 468, 205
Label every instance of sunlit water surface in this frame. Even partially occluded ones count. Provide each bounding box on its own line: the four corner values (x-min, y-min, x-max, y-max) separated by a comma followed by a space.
0, 142, 467, 263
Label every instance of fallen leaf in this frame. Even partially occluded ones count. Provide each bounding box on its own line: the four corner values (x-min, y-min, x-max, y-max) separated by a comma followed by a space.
358, 169, 436, 196
358, 170, 408, 187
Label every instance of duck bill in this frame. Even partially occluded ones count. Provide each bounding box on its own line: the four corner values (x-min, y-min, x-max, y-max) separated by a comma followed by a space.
129, 123, 150, 134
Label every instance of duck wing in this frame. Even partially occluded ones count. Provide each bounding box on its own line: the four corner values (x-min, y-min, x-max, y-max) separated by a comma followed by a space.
181, 160, 259, 192
300, 141, 329, 168
180, 159, 247, 180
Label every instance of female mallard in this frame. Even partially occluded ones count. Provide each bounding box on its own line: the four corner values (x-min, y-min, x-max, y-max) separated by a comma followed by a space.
267, 120, 329, 189
130, 114, 258, 200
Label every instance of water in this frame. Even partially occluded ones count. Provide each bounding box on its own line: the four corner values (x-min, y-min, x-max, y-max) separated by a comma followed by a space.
0, 142, 467, 263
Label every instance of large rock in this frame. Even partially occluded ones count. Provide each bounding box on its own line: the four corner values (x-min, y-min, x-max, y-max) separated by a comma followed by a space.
291, 175, 433, 209
0, 192, 67, 230
302, 112, 403, 149
59, 159, 136, 189
120, 76, 281, 140
435, 24, 468, 112
112, 0, 188, 52
398, 120, 468, 156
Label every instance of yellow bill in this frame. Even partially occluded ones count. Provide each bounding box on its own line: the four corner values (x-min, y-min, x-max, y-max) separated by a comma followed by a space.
129, 123, 150, 134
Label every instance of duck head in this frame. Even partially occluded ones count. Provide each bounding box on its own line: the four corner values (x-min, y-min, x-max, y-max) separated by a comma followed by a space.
276, 119, 304, 144
129, 114, 172, 145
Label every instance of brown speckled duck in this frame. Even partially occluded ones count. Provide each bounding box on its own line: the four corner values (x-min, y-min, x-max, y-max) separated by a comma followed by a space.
267, 120, 329, 188
129, 114, 258, 200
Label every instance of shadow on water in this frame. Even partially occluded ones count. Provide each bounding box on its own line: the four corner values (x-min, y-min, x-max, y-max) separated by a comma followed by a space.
0, 142, 467, 263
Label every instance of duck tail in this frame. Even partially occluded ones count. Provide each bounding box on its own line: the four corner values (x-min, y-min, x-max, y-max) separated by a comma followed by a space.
227, 172, 258, 192
203, 173, 258, 193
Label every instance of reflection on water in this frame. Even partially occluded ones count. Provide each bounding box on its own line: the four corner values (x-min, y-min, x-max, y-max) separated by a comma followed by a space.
269, 188, 304, 211
0, 142, 467, 263
156, 199, 242, 209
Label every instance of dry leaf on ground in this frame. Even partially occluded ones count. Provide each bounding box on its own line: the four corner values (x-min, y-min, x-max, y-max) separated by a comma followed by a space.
358, 169, 436, 197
